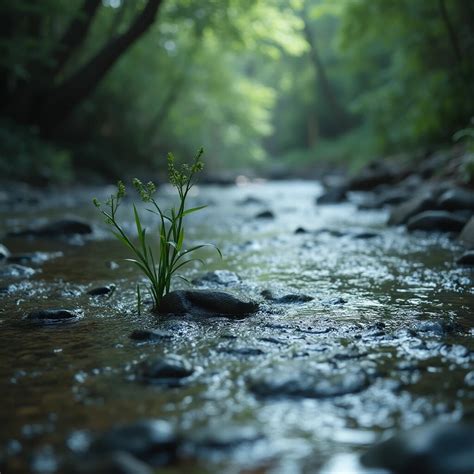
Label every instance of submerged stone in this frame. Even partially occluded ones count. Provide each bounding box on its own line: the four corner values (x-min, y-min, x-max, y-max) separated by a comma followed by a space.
129, 329, 174, 342
0, 264, 35, 278
261, 289, 313, 304
248, 367, 370, 399
138, 355, 194, 385
9, 218, 92, 237
192, 270, 241, 287
187, 425, 263, 449
255, 210, 274, 219
407, 211, 468, 232
459, 217, 474, 248
217, 347, 265, 356
0, 243, 10, 260
90, 420, 178, 466
361, 422, 474, 474
26, 309, 81, 323
457, 251, 474, 266
157, 290, 258, 318
87, 284, 116, 296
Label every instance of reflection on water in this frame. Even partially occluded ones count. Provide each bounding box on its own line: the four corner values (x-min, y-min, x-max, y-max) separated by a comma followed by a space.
0, 181, 472, 473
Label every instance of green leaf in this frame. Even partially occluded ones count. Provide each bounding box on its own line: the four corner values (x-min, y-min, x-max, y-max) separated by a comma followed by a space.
182, 205, 207, 216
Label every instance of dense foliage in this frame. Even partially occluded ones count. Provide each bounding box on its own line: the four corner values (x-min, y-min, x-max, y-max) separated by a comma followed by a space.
0, 0, 472, 181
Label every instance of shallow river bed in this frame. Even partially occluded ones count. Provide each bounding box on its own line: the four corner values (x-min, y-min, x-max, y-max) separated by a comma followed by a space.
0, 180, 473, 473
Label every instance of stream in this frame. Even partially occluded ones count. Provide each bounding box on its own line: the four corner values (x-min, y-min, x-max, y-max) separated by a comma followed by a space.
1, 180, 473, 473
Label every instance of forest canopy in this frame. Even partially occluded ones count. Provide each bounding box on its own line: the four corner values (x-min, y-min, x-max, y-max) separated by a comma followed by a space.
0, 0, 473, 182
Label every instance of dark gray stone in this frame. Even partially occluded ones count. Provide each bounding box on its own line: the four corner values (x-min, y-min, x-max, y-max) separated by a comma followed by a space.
7, 251, 60, 265
9, 219, 92, 237
248, 367, 370, 398
26, 309, 81, 323
437, 188, 474, 211
91, 420, 178, 466
157, 290, 258, 318
138, 355, 194, 384
217, 347, 265, 356
352, 231, 379, 239
459, 217, 474, 248
361, 422, 474, 474
316, 186, 347, 204
0, 264, 35, 278
129, 329, 174, 342
237, 196, 265, 206
294, 227, 308, 234
407, 211, 468, 232
457, 251, 474, 266
87, 284, 116, 296
389, 192, 437, 226
261, 289, 313, 304
255, 210, 274, 219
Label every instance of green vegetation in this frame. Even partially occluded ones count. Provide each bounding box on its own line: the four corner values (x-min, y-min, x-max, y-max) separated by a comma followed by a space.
0, 0, 473, 180
93, 148, 220, 310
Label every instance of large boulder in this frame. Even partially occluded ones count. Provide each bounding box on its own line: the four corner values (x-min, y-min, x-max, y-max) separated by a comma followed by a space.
361, 422, 474, 474
437, 187, 474, 211
457, 251, 474, 266
8, 218, 92, 238
406, 211, 468, 232
459, 217, 474, 248
157, 290, 258, 318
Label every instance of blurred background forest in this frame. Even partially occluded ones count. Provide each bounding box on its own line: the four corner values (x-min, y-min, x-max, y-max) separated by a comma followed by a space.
0, 0, 473, 184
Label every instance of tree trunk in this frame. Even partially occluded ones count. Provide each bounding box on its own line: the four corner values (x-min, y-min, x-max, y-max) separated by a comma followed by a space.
438, 0, 463, 62
39, 0, 163, 136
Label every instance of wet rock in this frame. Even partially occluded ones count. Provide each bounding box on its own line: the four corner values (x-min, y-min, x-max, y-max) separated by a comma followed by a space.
0, 264, 35, 278
407, 211, 467, 232
459, 217, 474, 248
192, 270, 241, 287
217, 347, 265, 356
294, 227, 308, 234
137, 355, 194, 385
90, 420, 178, 466
129, 329, 173, 342
9, 218, 92, 238
352, 231, 379, 239
187, 425, 263, 449
314, 228, 348, 237
358, 189, 409, 210
67, 452, 153, 474
361, 422, 474, 474
388, 192, 437, 226
261, 289, 313, 304
414, 321, 445, 336
457, 251, 474, 266
26, 309, 81, 323
437, 188, 474, 211
237, 196, 265, 206
157, 290, 259, 318
255, 210, 274, 219
0, 243, 10, 260
248, 367, 370, 398
348, 162, 408, 191
87, 284, 116, 296
321, 296, 347, 306
316, 186, 347, 204
7, 251, 61, 265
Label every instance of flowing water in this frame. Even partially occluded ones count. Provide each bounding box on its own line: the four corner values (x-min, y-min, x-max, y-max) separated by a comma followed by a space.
0, 180, 473, 473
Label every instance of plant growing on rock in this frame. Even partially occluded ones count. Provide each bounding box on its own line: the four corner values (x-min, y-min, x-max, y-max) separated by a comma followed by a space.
93, 148, 221, 311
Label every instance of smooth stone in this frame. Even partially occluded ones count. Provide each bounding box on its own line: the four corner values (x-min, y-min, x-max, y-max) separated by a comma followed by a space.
389, 192, 437, 226
217, 347, 265, 356
321, 296, 347, 306
9, 219, 92, 237
457, 251, 474, 266
188, 425, 263, 449
294, 227, 308, 234
316, 186, 347, 204
67, 452, 153, 474
414, 321, 444, 336
459, 216, 474, 248
91, 420, 178, 466
138, 355, 194, 384
237, 196, 265, 205
0, 264, 35, 278
0, 243, 10, 260
437, 188, 474, 211
129, 329, 173, 342
465, 371, 474, 387
8, 251, 61, 265
348, 163, 408, 191
255, 210, 274, 219
248, 367, 370, 398
157, 290, 258, 318
352, 231, 379, 239
26, 309, 81, 323
261, 289, 313, 304
361, 422, 474, 474
192, 270, 241, 287
407, 211, 467, 232
87, 284, 116, 296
